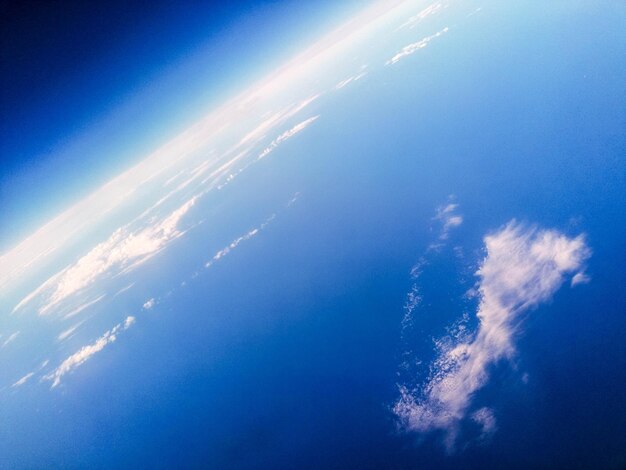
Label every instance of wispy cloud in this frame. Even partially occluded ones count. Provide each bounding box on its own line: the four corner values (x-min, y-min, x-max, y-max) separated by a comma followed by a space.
435, 201, 463, 240
257, 116, 320, 160
571, 271, 591, 286
62, 294, 106, 320
205, 214, 276, 268
2, 331, 20, 349
334, 67, 368, 90
396, 2, 445, 31
143, 298, 156, 310
57, 321, 85, 342
472, 407, 497, 440
11, 372, 34, 388
394, 221, 591, 449
387, 27, 449, 65
13, 196, 198, 316
45, 316, 135, 389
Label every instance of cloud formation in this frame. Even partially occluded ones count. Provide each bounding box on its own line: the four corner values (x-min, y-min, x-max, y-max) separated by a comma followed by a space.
436, 202, 463, 240
334, 68, 368, 90
2, 331, 20, 349
11, 372, 34, 388
394, 221, 591, 449
387, 27, 449, 65
205, 214, 276, 268
13, 196, 198, 316
257, 116, 320, 160
396, 2, 445, 31
45, 316, 135, 389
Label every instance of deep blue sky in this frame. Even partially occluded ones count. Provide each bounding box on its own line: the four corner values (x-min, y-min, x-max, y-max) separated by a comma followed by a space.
0, 0, 370, 251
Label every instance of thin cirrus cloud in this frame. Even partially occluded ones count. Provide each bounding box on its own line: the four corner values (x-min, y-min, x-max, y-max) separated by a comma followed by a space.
257, 116, 320, 160
396, 1, 445, 31
386, 26, 449, 65
394, 221, 591, 450
11, 372, 34, 388
334, 67, 368, 90
436, 202, 463, 240
44, 316, 136, 389
205, 213, 276, 268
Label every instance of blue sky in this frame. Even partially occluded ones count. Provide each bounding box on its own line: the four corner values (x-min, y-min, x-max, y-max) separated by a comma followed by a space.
0, 0, 370, 251
1, 1, 625, 467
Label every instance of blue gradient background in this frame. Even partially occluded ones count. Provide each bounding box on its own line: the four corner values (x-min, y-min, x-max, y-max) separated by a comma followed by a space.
1, 1, 625, 468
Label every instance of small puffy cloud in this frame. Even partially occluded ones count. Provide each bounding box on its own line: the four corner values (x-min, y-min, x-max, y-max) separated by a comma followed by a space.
571, 272, 591, 286
387, 27, 449, 65
472, 407, 497, 440
45, 316, 135, 389
142, 298, 156, 310
394, 222, 590, 449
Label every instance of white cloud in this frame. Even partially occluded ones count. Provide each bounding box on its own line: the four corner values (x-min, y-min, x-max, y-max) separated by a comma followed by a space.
571, 271, 591, 286
257, 116, 320, 160
13, 196, 198, 316
472, 407, 497, 439
114, 283, 135, 297
334, 69, 368, 90
394, 222, 591, 449
143, 298, 156, 310
62, 294, 106, 320
396, 2, 445, 31
387, 27, 449, 65
429, 201, 463, 249
2, 331, 20, 349
12, 372, 34, 388
45, 316, 135, 389
205, 214, 276, 268
57, 321, 85, 342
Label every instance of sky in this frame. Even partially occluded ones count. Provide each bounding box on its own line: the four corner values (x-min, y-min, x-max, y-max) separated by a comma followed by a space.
0, 0, 371, 252
1, 1, 625, 467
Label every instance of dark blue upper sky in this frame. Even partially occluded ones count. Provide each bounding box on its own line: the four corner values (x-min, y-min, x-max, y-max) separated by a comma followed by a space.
0, 0, 370, 251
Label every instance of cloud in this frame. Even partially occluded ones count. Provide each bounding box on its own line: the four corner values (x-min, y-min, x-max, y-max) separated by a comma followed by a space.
45, 316, 135, 389
143, 298, 156, 310
0, 2, 405, 298
436, 202, 463, 240
394, 221, 591, 449
257, 116, 320, 160
334, 68, 368, 90
13, 196, 198, 316
571, 271, 591, 286
11, 372, 34, 388
387, 27, 449, 65
205, 214, 276, 268
2, 331, 20, 349
57, 321, 85, 342
396, 2, 445, 31
472, 407, 497, 440
62, 294, 106, 320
